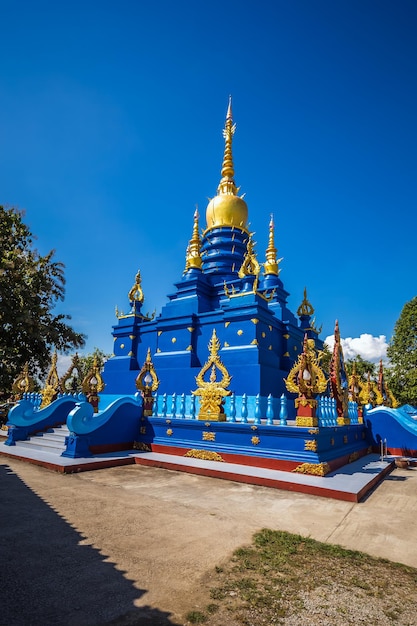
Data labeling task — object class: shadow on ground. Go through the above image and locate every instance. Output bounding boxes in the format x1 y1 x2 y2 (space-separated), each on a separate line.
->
0 464 182 626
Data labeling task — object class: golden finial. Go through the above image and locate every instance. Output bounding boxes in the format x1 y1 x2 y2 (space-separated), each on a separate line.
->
128 270 144 304
264 214 282 276
297 287 315 317
218 95 237 194
205 99 248 230
184 208 202 271
40 351 61 408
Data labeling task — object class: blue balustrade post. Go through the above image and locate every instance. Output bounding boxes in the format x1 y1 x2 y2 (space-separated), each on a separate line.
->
180 393 186 419
153 393 159 417
229 393 236 422
190 394 196 419
162 393 167 418
254 394 261 424
266 394 274 425
241 393 248 423
279 394 288 426
171 393 177 418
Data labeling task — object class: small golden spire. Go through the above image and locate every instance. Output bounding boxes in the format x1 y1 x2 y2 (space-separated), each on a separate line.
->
184 208 202 271
297 287 315 317
264 214 282 276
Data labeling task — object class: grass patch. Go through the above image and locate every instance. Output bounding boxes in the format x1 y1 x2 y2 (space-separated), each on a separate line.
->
192 528 417 625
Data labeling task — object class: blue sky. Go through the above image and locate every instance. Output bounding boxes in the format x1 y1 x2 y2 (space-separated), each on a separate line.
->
1 0 416 361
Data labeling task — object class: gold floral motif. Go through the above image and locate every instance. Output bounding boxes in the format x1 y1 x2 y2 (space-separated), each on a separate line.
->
133 441 151 452
251 318 259 324
184 449 224 462
296 416 319 427
304 440 318 452
166 429 173 436
293 463 330 476
251 425 258 430
349 451 359 463
203 431 216 441
237 329 243 336
251 436 260 445
308 429 319 435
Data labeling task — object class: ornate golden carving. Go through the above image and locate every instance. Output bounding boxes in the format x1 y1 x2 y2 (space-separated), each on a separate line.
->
193 329 232 421
11 363 35 399
81 356 105 413
293 463 330 476
251 436 260 445
187 327 194 333
60 353 82 393
237 330 243 336
285 336 327 400
166 429 173 436
359 372 383 407
136 348 160 416
185 449 224 462
251 318 259 324
304 440 318 452
202 431 216 441
128 270 144 304
349 451 360 463
296 416 318 427
224 321 230 327
40 352 61 408
171 337 176 343
297 287 315 317
329 320 349 422
238 236 260 291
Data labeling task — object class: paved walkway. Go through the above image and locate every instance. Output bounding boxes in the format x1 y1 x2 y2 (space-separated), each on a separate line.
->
1 455 416 625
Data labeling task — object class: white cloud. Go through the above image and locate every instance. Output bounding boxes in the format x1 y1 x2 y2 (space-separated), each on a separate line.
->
57 354 73 377
324 333 388 363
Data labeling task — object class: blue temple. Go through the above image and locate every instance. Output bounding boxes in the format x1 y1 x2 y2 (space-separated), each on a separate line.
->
103 99 322 400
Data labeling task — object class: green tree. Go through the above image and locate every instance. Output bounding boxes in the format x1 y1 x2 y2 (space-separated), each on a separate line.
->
78 347 110 379
387 296 417 406
345 355 376 378
0 206 85 397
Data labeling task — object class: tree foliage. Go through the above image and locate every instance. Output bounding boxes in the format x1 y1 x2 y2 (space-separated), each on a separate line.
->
0 206 85 397
386 296 417 406
345 355 376 378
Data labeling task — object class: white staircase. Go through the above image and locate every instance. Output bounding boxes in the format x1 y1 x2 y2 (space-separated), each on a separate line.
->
14 424 70 456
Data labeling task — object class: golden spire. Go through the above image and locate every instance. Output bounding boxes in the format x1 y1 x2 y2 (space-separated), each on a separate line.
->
218 96 237 195
205 98 248 230
264 214 282 276
184 209 202 271
297 287 315 317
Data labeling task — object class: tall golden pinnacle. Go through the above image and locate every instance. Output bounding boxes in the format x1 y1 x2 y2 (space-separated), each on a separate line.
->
185 208 202 271
264 214 282 276
218 96 237 195
205 98 248 230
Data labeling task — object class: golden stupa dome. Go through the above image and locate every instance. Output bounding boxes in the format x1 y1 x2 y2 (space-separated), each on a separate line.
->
206 193 248 229
205 98 248 231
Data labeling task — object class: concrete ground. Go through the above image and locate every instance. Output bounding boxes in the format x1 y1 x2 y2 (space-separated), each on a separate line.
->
1 458 416 626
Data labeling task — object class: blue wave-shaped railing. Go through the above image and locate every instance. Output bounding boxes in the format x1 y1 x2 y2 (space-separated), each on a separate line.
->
62 394 142 458
4 396 80 446
365 404 417 454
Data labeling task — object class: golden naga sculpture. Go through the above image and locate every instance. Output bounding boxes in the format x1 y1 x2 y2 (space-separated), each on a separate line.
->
136 348 160 416
329 321 350 425
348 362 365 421
378 359 399 408
40 352 61 408
238 236 261 291
285 334 327 427
60 353 82 393
192 329 232 422
359 372 383 408
81 356 105 413
11 362 35 400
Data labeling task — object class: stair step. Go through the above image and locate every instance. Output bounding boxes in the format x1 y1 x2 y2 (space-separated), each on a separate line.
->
16 440 65 454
